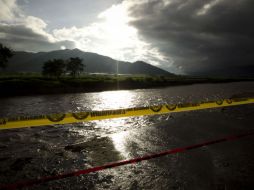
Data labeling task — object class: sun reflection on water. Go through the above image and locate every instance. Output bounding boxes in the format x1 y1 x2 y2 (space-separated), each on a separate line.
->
80 90 136 158
92 90 135 110
110 130 130 158
93 117 131 158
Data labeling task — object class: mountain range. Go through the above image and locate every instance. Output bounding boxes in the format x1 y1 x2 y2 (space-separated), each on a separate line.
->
5 49 174 76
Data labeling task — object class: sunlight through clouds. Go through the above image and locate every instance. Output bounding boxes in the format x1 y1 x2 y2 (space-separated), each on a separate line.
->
0 0 170 68
0 0 168 67
2 0 253 75
53 2 167 65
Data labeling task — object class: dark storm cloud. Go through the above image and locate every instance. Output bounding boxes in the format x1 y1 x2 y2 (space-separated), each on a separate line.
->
128 0 254 76
0 23 75 52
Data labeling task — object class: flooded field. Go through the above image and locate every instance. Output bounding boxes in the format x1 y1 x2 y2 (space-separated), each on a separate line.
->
0 82 254 190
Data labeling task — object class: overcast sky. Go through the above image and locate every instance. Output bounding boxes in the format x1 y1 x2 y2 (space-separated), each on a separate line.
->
0 0 254 75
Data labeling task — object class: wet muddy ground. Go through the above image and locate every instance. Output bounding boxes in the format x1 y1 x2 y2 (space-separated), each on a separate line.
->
0 82 254 189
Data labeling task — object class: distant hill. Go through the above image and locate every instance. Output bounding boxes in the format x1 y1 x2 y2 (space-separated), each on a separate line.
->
5 49 174 76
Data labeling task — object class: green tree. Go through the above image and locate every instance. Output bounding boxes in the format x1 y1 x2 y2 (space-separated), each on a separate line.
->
42 59 66 78
66 57 84 77
0 43 13 69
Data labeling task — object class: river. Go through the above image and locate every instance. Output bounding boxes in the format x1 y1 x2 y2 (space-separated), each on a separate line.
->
0 81 254 189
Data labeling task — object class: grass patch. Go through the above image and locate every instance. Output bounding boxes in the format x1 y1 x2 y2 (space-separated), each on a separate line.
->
0 73 253 97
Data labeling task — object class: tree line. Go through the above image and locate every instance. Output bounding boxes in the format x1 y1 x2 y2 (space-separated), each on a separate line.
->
0 43 85 78
0 43 13 69
42 57 85 78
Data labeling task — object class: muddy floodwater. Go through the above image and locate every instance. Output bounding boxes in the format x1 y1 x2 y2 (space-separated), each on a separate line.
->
0 82 254 190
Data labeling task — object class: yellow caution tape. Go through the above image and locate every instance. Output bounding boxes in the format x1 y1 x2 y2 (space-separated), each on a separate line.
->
0 97 253 130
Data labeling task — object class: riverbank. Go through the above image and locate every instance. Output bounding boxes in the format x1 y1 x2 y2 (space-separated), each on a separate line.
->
0 74 253 97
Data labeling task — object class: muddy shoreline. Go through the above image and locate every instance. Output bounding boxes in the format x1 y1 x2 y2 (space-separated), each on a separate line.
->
0 77 253 97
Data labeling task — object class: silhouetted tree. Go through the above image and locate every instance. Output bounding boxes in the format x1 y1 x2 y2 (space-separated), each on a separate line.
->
42 59 65 78
0 43 13 69
66 57 84 77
